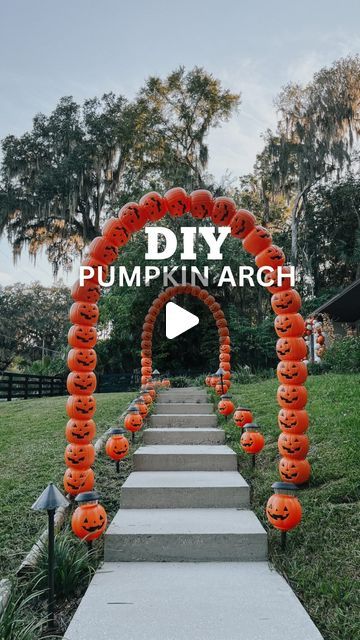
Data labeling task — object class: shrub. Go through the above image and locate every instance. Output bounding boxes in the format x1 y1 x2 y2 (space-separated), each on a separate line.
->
323 336 360 373
32 529 96 600
0 584 48 640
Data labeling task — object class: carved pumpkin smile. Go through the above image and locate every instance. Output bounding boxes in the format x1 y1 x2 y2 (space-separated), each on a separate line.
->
267 505 289 521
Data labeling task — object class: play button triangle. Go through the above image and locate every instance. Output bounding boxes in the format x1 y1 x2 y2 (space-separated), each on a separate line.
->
165 302 199 339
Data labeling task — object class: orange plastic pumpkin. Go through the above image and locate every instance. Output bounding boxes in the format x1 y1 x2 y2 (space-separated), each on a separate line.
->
234 407 253 428
88 237 118 264
63 468 95 496
66 395 96 420
278 433 309 459
118 202 146 232
133 396 148 419
190 189 213 219
274 314 305 338
67 372 97 396
71 280 101 304
215 382 225 395
65 443 95 470
230 209 256 239
240 424 265 454
317 335 325 345
264 266 292 294
164 187 190 217
276 338 307 361
65 418 96 444
68 325 97 349
255 245 285 269
242 225 272 255
210 197 236 226
72 492 107 541
69 302 99 326
279 458 311 484
277 385 307 410
271 289 302 315
124 406 143 433
105 429 129 461
277 361 308 385
220 344 231 354
145 384 156 400
67 348 97 372
139 192 167 221
266 482 302 531
140 387 153 405
102 217 131 247
218 394 235 416
81 257 108 284
278 409 309 434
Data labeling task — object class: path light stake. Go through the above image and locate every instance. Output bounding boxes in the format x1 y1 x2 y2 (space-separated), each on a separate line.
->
215 367 225 394
32 483 69 631
266 482 302 550
105 427 129 474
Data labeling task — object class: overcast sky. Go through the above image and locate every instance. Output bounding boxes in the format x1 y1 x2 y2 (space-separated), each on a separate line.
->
1 0 360 286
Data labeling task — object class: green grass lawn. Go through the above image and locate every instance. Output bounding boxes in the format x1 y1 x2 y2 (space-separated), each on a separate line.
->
220 372 360 640
0 392 133 576
1 375 359 640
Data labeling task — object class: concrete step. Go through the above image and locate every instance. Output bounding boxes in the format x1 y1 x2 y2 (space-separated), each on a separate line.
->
150 414 217 428
65 561 324 640
104 508 267 562
157 396 209 404
143 427 225 445
120 471 250 509
134 445 237 472
155 402 213 414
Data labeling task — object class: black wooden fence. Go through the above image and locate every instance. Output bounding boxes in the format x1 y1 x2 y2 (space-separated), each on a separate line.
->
0 372 66 401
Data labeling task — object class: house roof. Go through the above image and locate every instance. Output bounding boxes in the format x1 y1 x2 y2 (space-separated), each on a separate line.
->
313 278 360 323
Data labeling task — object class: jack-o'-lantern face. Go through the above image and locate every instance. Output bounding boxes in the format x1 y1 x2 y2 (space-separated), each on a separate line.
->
234 408 253 428
190 189 213 219
255 245 285 269
118 202 146 232
220 344 231 354
88 237 118 265
68 325 97 349
230 209 256 239
63 468 95 496
102 217 131 246
66 395 96 420
278 409 309 434
67 348 97 372
106 434 129 461
210 197 236 225
277 384 307 410
276 338 307 361
271 290 302 314
242 225 272 256
274 314 305 338
81 257 108 284
141 357 152 368
266 493 302 531
218 396 235 416
210 302 221 313
67 372 97 396
277 361 307 385
264 266 292 294
279 457 311 484
134 398 148 419
124 411 143 433
139 192 167 221
64 443 95 470
216 318 227 329
65 418 96 444
71 280 101 304
240 429 265 454
165 187 190 217
278 433 309 459
69 303 99 327
220 352 230 363
74 504 107 540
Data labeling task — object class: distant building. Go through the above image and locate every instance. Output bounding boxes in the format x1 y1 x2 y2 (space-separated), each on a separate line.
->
313 278 360 336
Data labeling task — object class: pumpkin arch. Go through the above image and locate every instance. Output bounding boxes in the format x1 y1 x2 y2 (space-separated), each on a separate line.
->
65 187 310 533
139 284 231 386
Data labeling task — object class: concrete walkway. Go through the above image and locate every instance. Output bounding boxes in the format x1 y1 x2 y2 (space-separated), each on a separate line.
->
65 388 323 640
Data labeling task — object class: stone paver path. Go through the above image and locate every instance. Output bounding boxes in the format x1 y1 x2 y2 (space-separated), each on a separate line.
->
65 388 323 640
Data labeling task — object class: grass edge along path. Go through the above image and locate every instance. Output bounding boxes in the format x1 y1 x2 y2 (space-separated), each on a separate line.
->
217 373 360 640
0 391 134 577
